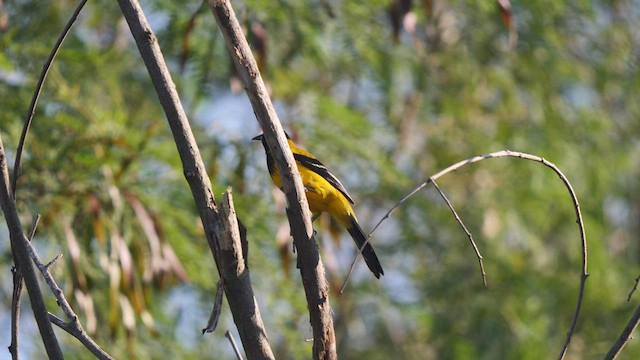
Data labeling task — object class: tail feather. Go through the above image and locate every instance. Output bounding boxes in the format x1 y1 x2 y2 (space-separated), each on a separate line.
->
346 217 384 278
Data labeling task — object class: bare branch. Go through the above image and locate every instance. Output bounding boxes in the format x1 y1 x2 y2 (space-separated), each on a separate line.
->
225 330 245 360
9 264 22 360
432 151 588 360
116 1 274 358
627 274 640 302
11 0 88 196
604 302 640 360
342 150 588 359
213 190 274 359
0 135 63 359
20 219 114 359
207 1 336 358
48 313 113 360
430 179 487 287
9 215 39 360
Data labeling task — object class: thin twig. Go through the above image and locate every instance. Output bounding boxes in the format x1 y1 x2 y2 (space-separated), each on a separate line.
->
430 179 487 287
627 274 640 302
48 313 113 360
225 330 245 360
341 150 588 360
605 302 640 359
8 215 40 360
24 228 114 359
11 0 88 197
340 176 433 292
44 254 63 270
9 264 22 360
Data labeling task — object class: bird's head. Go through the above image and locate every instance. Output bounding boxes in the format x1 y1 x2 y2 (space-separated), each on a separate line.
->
252 132 291 143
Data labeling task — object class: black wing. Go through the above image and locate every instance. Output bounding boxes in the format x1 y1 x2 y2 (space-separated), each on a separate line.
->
293 153 355 204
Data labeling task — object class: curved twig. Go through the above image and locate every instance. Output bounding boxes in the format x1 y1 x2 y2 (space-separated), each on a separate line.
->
11 0 88 197
342 150 588 359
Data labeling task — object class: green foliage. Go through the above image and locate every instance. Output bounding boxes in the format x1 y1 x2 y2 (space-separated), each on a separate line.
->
2 0 640 358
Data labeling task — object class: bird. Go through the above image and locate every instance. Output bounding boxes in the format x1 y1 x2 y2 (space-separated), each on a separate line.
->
253 132 384 278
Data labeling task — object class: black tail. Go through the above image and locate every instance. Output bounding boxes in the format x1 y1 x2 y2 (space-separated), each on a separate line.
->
346 217 384 278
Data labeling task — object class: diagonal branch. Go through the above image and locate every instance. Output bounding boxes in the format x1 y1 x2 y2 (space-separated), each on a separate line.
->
604 302 640 360
207 1 336 359
116 1 274 358
0 134 63 359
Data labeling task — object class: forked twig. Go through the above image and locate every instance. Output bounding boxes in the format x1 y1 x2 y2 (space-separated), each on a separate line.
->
342 150 588 360
430 179 487 287
23 221 114 360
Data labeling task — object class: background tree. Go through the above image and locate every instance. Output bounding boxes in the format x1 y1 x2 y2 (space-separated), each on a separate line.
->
1 0 640 358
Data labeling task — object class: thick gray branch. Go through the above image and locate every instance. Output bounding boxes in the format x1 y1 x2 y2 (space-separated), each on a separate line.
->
116 0 274 358
207 1 337 358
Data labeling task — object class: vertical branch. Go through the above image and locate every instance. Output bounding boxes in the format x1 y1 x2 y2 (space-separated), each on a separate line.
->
0 135 64 359
116 0 274 358
9 263 23 360
207 1 337 358
9 216 40 360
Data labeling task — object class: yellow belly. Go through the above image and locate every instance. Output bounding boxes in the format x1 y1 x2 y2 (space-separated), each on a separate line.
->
270 161 354 227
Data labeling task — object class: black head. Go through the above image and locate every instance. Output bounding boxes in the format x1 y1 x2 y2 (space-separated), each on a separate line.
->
251 132 291 142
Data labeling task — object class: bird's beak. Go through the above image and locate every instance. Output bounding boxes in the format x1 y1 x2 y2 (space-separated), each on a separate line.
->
252 134 264 141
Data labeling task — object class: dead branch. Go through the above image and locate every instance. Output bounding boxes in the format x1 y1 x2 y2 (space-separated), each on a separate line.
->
207 1 336 358
116 0 274 358
430 179 487 286
19 215 114 360
0 135 63 359
605 302 640 359
343 150 588 359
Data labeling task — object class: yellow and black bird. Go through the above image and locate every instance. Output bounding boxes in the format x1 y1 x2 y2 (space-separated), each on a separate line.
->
253 133 384 278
